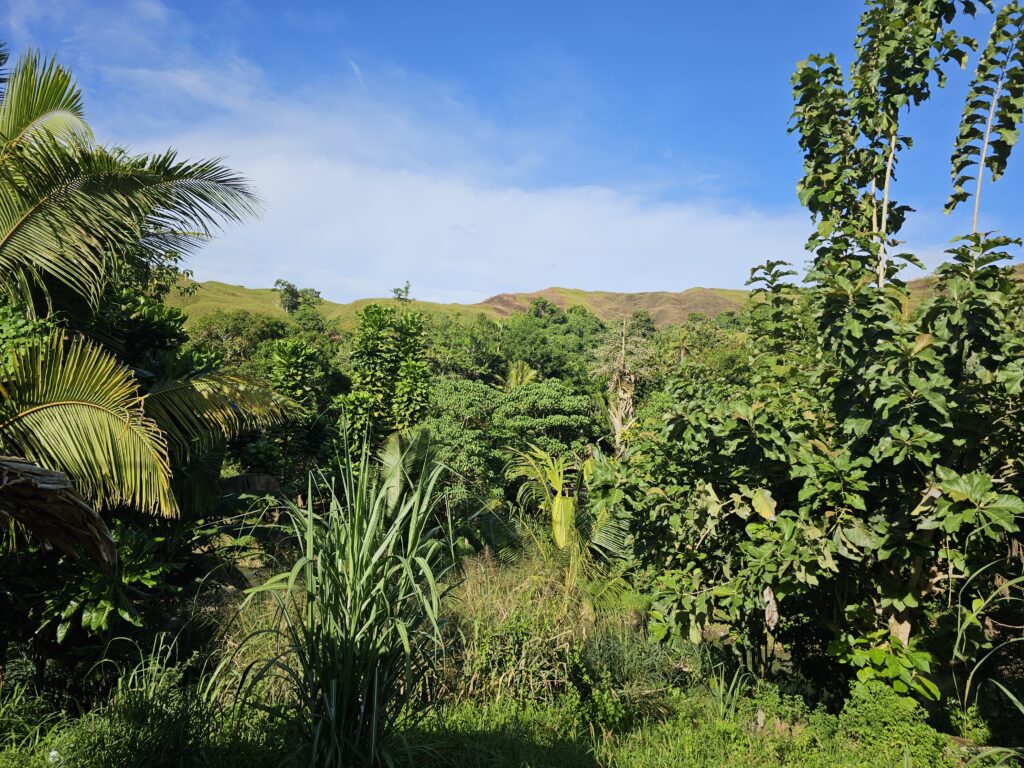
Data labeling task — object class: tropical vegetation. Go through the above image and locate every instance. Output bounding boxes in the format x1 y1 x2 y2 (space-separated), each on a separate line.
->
3 2 1024 767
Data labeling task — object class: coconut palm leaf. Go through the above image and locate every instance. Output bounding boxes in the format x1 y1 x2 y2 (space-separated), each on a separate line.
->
499 360 539 390
0 49 92 157
0 332 176 515
577 506 630 562
505 444 577 548
143 370 296 460
0 141 133 307
0 139 258 310
129 149 259 258
506 444 631 560
505 444 561 511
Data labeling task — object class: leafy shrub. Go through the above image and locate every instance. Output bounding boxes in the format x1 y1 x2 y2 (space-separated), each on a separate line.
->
946 701 991 745
632 0 1024 703
837 682 954 767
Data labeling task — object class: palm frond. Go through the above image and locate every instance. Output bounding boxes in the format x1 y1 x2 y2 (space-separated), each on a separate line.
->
0 141 131 306
0 42 9 87
0 49 92 157
0 332 176 515
505 444 580 549
578 505 631 562
499 360 539 390
377 427 434 513
0 140 258 309
504 444 563 511
131 150 260 256
143 370 296 459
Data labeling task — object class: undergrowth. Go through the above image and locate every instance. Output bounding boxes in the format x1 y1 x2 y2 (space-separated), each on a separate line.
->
1 550 1011 768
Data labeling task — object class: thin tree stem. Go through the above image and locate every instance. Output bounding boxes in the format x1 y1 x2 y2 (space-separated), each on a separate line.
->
877 131 898 289
869 178 878 234
973 67 1006 235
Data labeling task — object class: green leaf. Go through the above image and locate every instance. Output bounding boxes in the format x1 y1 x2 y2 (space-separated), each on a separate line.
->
842 521 882 551
751 488 777 521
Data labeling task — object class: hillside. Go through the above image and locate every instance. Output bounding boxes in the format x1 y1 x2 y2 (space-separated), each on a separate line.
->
167 281 501 328
167 265 1023 329
479 286 749 326
167 280 751 328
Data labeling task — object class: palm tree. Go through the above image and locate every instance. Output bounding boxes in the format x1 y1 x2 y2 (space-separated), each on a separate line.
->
506 444 577 549
0 48 257 312
0 44 290 560
498 360 539 390
504 444 630 602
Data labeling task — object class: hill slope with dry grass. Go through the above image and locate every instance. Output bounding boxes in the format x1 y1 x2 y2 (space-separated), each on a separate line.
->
167 264 1023 329
168 280 750 328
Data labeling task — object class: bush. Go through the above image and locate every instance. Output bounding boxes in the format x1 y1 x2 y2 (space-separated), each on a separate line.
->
837 682 954 768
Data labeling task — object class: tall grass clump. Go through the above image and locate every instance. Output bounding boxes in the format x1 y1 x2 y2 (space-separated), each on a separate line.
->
0 683 63 757
16 635 294 768
434 549 694 728
952 566 1024 761
236 438 456 767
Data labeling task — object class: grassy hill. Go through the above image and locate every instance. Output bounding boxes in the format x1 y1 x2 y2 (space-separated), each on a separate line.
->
167 264 1023 329
167 280 500 328
479 286 750 326
167 280 751 328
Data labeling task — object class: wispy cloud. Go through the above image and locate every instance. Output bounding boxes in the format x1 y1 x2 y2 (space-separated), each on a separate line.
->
349 60 367 90
8 0 816 303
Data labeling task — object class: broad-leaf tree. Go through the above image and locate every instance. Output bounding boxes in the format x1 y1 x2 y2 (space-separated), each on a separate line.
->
638 0 1024 701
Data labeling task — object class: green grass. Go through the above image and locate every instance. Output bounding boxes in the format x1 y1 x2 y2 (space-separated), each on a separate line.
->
7 686 964 768
3 536 1008 768
407 684 966 768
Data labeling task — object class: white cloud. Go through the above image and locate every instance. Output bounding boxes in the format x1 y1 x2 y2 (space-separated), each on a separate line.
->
166 151 812 302
8 1 814 303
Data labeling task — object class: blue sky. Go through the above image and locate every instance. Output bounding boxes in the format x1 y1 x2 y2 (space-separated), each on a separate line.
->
5 1 1021 302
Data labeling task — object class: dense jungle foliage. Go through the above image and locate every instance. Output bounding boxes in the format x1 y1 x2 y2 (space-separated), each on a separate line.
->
3 1 1024 766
